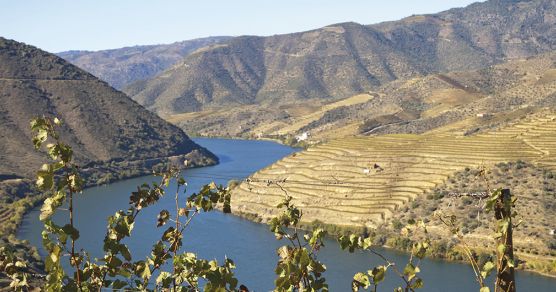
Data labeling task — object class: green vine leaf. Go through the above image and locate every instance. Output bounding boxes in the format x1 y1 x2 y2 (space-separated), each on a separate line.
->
157 210 171 227
39 191 65 221
369 265 386 284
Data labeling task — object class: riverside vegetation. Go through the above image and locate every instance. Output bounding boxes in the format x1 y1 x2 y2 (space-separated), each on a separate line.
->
0 117 523 291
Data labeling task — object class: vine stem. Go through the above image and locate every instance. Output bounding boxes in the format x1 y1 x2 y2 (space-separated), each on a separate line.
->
144 208 199 289
56 127 81 290
437 214 485 288
99 173 170 290
172 182 182 292
460 239 485 287
368 248 414 291
68 186 82 290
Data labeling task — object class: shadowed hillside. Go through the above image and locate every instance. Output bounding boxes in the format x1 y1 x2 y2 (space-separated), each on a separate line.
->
0 37 218 236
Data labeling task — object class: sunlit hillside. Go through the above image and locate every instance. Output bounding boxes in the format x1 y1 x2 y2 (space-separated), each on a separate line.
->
169 50 556 143
232 111 556 264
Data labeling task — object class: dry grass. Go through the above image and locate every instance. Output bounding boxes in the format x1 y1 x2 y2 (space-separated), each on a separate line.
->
163 109 224 124
422 88 482 118
537 69 556 85
310 123 362 141
272 93 374 135
279 103 322 117
162 51 556 144
230 111 556 274
393 161 556 260
232 111 556 228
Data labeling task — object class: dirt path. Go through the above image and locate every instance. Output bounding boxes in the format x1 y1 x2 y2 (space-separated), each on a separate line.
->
0 77 88 81
436 74 481 94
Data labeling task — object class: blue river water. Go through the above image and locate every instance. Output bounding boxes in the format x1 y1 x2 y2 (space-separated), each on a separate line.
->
18 138 556 291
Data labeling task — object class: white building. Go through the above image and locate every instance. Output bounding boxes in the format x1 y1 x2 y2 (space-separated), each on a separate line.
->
296 132 309 142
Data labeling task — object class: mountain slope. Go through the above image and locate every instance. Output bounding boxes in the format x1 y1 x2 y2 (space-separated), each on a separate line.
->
0 37 222 283
127 0 556 116
58 36 231 89
0 37 218 239
125 23 425 114
165 49 556 142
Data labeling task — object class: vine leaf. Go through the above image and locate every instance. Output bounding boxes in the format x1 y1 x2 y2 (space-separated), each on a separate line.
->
157 210 170 227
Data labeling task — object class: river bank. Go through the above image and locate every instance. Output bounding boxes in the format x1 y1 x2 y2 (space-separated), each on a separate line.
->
0 145 220 288
231 206 556 279
194 134 556 279
188 132 314 149
15 138 556 290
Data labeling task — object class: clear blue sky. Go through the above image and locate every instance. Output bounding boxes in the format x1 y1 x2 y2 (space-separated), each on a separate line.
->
0 0 482 53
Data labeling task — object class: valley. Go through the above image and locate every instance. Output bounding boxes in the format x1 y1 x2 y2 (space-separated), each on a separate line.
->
3 0 556 289
123 0 556 117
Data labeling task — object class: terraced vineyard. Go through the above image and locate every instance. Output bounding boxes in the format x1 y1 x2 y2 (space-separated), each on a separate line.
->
232 112 556 228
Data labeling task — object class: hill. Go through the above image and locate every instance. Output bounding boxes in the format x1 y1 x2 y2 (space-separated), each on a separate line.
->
168 49 556 142
126 0 556 116
231 110 556 275
0 37 218 237
58 36 231 89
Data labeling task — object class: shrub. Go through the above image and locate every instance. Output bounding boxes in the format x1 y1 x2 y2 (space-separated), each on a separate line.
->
392 219 403 230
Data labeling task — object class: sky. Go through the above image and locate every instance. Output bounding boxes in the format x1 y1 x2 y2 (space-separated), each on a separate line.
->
0 0 483 53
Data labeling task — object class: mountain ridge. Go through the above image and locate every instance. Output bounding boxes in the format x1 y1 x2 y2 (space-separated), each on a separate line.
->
167 48 556 142
125 0 556 115
0 36 217 195
57 36 232 89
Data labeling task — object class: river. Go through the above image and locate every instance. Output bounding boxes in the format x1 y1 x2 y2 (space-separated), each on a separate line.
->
18 138 556 291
